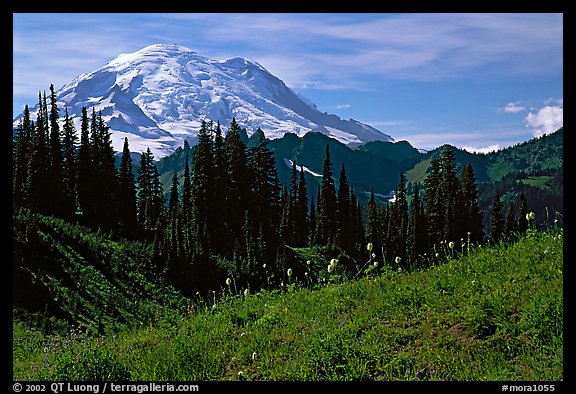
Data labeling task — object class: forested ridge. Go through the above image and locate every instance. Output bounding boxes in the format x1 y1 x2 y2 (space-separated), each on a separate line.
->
13 85 562 329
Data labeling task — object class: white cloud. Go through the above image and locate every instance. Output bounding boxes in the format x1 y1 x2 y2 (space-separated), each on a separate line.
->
525 105 563 137
336 104 351 110
462 144 501 154
502 102 525 113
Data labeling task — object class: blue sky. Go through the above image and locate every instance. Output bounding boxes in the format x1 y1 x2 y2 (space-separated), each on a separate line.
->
13 13 563 152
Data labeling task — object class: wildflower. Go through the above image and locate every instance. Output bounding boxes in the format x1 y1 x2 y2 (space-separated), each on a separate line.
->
467 231 471 235
367 243 373 252
263 263 267 269
449 242 455 249
330 258 338 267
305 272 309 276
395 256 401 265
554 219 559 225
252 352 257 360
435 253 439 258
280 282 284 287
306 260 311 265
372 253 376 258
226 278 232 286
240 332 246 337
244 289 249 297
527 212 535 221
373 261 379 268
287 268 293 277
327 264 333 273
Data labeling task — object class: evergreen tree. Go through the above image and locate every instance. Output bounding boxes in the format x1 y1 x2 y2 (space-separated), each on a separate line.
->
438 148 459 243
77 107 93 219
137 148 164 233
314 145 337 245
46 84 67 217
116 137 138 237
13 106 33 208
168 171 180 215
365 189 381 260
247 132 281 258
223 118 250 258
191 120 215 257
212 121 226 234
504 204 517 240
61 108 78 217
407 183 428 267
296 166 310 246
489 189 505 244
517 192 529 233
180 154 193 254
459 162 483 244
424 157 442 247
279 186 294 246
309 196 316 244
92 111 119 230
336 163 352 253
27 93 50 214
390 172 409 265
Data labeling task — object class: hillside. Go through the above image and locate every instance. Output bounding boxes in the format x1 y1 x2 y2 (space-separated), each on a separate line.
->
14 229 563 381
13 210 187 334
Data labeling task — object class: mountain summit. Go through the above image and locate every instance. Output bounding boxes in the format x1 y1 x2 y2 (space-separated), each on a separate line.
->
16 44 393 157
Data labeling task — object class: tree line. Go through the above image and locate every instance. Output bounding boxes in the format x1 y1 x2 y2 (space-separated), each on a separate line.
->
13 85 535 297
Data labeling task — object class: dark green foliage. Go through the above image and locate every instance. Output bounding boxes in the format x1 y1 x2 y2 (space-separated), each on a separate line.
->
61 108 78 218
13 209 186 334
116 138 138 238
315 145 337 245
490 189 505 244
459 162 484 244
137 148 164 233
336 164 353 254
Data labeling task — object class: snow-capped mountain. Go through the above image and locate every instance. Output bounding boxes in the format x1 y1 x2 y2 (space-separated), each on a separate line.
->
14 43 393 158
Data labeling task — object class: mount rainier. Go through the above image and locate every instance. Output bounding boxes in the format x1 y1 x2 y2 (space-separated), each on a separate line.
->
15 43 393 158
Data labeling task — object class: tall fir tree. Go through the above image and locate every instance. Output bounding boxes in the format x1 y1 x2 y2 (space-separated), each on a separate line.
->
504 204 517 240
27 93 50 214
77 107 93 220
459 162 484 244
489 189 505 244
137 148 164 233
247 132 281 259
296 166 309 247
191 120 216 257
223 118 250 258
61 108 78 217
424 157 442 247
47 84 67 217
13 105 33 208
517 192 529 233
438 148 460 243
314 144 337 245
336 163 352 254
365 189 382 260
407 183 428 267
116 137 138 238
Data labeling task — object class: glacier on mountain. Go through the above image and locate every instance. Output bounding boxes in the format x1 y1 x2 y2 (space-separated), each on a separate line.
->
14 43 393 158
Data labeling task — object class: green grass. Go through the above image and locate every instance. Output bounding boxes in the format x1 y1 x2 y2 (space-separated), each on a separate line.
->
13 230 563 381
520 176 553 189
